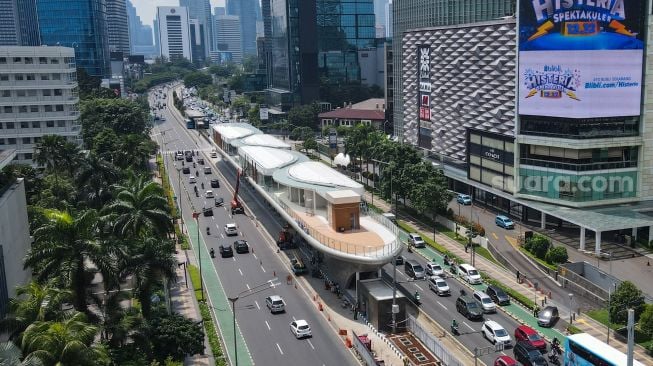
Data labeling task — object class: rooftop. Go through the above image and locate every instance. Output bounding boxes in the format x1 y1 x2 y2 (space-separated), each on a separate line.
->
237 146 308 175
276 161 365 195
233 134 291 149
351 98 386 110
318 108 385 121
212 123 262 143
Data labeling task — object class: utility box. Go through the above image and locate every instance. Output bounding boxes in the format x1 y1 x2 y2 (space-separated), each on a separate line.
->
358 278 407 332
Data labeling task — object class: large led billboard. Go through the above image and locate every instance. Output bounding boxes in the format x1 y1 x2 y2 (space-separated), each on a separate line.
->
518 0 646 119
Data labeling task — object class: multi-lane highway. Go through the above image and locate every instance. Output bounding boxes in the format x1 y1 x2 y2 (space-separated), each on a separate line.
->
149 86 357 366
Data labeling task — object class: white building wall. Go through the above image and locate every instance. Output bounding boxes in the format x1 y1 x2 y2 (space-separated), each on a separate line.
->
640 14 653 199
156 6 192 61
215 15 242 64
0 178 32 306
0 46 82 165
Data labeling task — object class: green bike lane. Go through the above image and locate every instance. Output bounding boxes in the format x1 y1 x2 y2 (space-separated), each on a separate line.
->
397 230 566 342
186 218 254 366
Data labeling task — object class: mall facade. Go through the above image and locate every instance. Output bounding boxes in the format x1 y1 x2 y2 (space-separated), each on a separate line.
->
401 1 653 253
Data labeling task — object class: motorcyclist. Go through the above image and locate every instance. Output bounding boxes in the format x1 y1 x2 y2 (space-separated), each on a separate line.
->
444 254 450 265
201 182 204 189
451 319 458 333
193 162 196 168
196 170 199 176
210 248 215 258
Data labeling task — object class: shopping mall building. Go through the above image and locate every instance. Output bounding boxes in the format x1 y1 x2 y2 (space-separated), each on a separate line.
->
400 0 653 254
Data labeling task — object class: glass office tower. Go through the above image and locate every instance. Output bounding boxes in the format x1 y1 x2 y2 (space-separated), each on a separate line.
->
37 0 110 77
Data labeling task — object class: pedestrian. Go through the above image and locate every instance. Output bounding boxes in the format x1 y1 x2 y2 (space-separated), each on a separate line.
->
465 243 469 253
516 270 521 282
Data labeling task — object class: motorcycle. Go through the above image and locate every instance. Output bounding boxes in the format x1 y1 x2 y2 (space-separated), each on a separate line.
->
210 248 215 258
206 227 211 235
443 255 451 266
195 191 199 197
450 322 459 336
414 291 421 305
193 162 196 168
548 340 562 365
201 182 204 189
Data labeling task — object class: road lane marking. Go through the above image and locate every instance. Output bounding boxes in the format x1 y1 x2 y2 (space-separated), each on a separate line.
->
436 301 447 310
414 284 424 291
252 253 257 259
292 316 297 321
254 300 260 310
232 257 236 262
265 320 270 330
246 283 250 290
505 235 518 247
307 339 315 350
276 343 283 355
238 268 243 276
261 266 266 272
463 321 475 331
492 232 499 240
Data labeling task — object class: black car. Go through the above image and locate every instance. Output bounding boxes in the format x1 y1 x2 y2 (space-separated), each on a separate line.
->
395 255 404 265
185 155 193 162
485 285 510 306
219 245 233 258
182 167 190 174
197 158 204 165
513 342 548 366
456 295 483 320
234 240 249 253
210 179 220 188
203 207 213 217
214 197 224 207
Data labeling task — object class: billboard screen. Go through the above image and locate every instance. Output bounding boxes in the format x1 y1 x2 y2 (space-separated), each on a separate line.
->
518 0 646 119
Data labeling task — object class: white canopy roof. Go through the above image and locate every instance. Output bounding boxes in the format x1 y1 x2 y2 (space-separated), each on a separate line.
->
240 134 291 149
238 146 302 175
212 123 261 143
287 161 364 195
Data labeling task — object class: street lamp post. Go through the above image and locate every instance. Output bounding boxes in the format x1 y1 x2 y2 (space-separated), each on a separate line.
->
193 212 203 301
228 279 278 366
568 293 574 324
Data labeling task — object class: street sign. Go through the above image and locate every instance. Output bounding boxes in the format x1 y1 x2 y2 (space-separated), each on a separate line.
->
328 128 337 149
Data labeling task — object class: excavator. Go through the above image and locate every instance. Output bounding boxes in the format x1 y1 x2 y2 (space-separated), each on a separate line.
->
231 169 244 215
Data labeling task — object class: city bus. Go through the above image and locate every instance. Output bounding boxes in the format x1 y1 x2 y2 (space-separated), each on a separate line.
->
185 119 195 129
565 333 645 366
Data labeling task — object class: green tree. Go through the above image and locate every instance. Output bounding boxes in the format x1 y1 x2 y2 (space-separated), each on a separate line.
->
1 281 72 341
148 313 204 362
525 235 550 259
209 63 239 78
410 163 451 220
114 134 157 171
610 281 646 324
76 68 101 100
242 55 257 73
248 104 261 126
288 104 319 129
0 341 43 366
302 136 318 155
91 128 120 162
545 246 569 264
227 73 244 93
231 96 251 116
639 304 653 337
35 175 77 211
183 71 212 89
25 209 102 312
33 135 67 174
290 127 314 141
80 99 149 147
2 164 41 204
123 237 176 319
76 153 121 209
100 291 145 348
104 174 171 239
21 312 109 366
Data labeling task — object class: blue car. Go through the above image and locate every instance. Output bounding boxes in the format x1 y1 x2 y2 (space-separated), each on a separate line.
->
457 194 472 205
495 215 514 229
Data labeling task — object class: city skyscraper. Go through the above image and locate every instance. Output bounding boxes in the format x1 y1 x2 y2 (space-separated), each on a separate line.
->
226 0 259 56
107 0 131 55
36 0 110 77
180 0 213 56
215 14 242 63
126 0 154 55
189 19 206 65
0 0 40 46
156 6 192 62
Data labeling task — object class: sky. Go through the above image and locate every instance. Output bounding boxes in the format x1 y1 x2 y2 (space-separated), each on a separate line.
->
131 0 225 27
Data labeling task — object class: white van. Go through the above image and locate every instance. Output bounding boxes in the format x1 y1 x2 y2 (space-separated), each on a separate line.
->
458 263 482 285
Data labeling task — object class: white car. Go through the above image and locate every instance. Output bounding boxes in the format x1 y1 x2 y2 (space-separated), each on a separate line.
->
290 320 312 339
428 276 450 296
189 176 196 184
210 151 218 158
224 223 238 236
408 233 426 248
205 190 214 198
425 262 444 277
473 290 497 313
482 320 512 347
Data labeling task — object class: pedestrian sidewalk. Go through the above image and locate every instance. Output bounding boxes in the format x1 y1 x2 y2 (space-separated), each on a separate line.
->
364 189 653 363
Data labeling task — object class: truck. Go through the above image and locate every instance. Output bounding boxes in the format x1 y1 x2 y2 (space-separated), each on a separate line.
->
276 224 297 250
231 169 244 215
291 257 307 275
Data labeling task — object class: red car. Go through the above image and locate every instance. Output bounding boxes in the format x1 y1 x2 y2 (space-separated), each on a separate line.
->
494 355 517 366
514 325 547 352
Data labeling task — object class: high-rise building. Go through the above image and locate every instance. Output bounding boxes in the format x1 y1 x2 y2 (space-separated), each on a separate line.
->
126 0 154 56
180 0 212 56
107 0 130 55
373 0 387 37
0 0 40 46
400 0 653 253
0 46 82 165
226 0 259 56
0 151 32 318
189 19 206 66
215 15 242 64
37 0 110 77
384 1 391 38
391 0 515 139
156 6 192 62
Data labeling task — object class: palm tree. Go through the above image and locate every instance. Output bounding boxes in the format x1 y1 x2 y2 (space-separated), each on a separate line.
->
24 209 102 313
122 237 176 319
21 312 109 366
99 291 144 348
1 281 72 341
76 154 120 209
33 135 67 174
59 141 83 178
104 173 171 239
0 341 43 366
